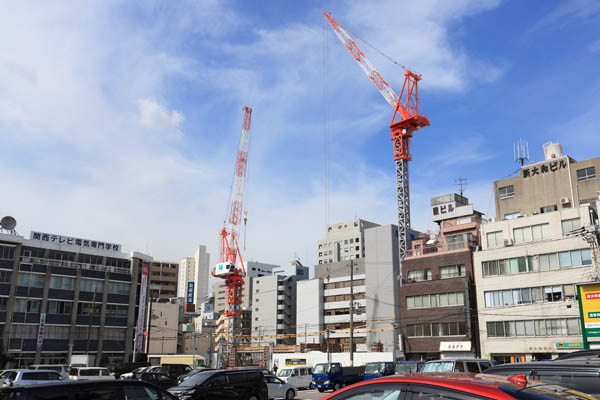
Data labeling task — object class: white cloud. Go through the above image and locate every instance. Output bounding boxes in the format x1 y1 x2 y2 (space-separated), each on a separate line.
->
137 98 184 137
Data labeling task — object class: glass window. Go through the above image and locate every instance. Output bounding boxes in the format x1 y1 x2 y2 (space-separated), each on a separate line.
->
406 297 415 309
50 276 75 290
532 224 543 241
549 253 560 269
571 250 582 267
17 272 45 288
562 218 582 235
582 249 592 265
560 251 572 268
513 228 524 244
498 185 515 199
487 231 503 248
80 279 104 293
567 318 581 335
539 254 549 271
577 166 596 182
487 322 496 337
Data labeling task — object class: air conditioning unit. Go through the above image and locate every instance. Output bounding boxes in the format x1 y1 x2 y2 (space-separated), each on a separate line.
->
560 197 570 205
504 238 514 247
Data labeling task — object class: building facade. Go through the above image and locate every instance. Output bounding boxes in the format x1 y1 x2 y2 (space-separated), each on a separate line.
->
0 229 151 366
317 218 380 265
147 301 179 354
475 204 597 362
178 245 211 310
149 261 178 300
494 142 599 220
400 194 483 360
272 259 309 281
251 275 297 346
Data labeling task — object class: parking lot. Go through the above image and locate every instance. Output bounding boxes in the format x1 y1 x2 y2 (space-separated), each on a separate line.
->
295 389 333 400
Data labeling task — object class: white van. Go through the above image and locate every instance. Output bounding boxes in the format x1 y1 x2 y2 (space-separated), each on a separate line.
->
30 364 70 378
276 366 313 390
68 367 114 381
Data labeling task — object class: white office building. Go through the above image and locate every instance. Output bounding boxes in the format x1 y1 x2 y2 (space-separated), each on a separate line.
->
178 245 210 308
317 218 380 265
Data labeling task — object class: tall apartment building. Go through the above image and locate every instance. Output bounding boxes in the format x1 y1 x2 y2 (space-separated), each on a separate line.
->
149 261 178 300
0 227 152 366
475 204 596 362
317 218 380 264
251 275 297 346
213 261 277 313
178 245 210 310
400 194 483 360
215 310 251 353
494 142 599 220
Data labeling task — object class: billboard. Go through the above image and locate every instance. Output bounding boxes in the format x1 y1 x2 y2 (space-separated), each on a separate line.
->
135 263 149 352
186 282 195 305
577 283 600 348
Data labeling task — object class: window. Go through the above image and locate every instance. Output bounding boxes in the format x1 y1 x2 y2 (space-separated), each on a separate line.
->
488 318 579 337
407 269 431 282
540 205 557 213
49 276 75 290
439 265 465 279
47 300 73 314
498 185 515 199
106 304 128 317
0 270 11 283
577 166 596 182
77 302 101 315
107 281 129 295
486 231 503 248
561 218 582 236
17 272 45 288
446 234 465 250
79 279 104 293
505 212 521 220
13 298 41 313
0 245 15 260
514 223 550 243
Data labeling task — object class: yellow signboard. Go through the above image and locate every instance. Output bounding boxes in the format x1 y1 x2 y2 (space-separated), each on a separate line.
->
578 284 600 345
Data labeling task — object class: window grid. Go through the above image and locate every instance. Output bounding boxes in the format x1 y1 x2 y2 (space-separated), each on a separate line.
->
484 283 578 307
406 291 465 309
482 248 592 277
487 317 581 337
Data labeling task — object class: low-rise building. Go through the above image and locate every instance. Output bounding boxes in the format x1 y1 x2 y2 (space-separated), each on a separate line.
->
475 204 597 362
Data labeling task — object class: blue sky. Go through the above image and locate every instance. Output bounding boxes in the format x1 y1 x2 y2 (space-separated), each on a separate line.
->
0 0 599 269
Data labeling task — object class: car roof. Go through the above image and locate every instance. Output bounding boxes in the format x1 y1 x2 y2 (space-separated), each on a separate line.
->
323 373 518 399
0 380 151 391
488 360 600 369
5 369 60 373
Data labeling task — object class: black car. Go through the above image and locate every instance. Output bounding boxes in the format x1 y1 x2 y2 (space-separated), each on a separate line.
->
555 349 600 360
177 368 216 384
134 372 179 390
168 368 268 400
0 379 175 400
160 364 193 379
485 359 600 395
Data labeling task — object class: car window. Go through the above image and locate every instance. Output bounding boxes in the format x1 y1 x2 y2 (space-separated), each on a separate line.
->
101 369 110 376
453 362 465 373
265 376 276 384
535 370 600 395
22 372 45 380
226 372 246 384
408 389 465 399
478 362 492 371
300 368 307 375
6 371 18 381
74 388 120 400
331 364 340 374
206 374 227 386
79 369 100 376
123 385 163 400
465 362 479 373
334 387 404 400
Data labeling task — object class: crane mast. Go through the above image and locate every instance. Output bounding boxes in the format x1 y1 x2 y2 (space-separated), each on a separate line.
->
212 106 252 363
323 12 430 260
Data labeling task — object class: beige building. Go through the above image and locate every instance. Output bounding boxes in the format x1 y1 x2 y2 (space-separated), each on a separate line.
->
149 261 178 300
494 142 599 220
317 218 380 265
475 204 597 363
178 245 211 309
147 302 180 354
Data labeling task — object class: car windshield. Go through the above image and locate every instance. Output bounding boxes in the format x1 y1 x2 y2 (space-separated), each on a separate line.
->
365 363 386 374
395 363 417 374
177 372 213 388
313 364 329 374
422 362 454 372
277 369 293 377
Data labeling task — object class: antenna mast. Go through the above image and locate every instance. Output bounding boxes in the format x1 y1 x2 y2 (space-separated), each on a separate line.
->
514 138 530 167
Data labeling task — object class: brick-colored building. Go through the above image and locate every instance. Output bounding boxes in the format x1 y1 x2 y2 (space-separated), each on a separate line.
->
149 261 178 300
400 194 482 360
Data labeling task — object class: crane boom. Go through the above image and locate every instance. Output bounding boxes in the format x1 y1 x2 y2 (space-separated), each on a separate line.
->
323 12 430 261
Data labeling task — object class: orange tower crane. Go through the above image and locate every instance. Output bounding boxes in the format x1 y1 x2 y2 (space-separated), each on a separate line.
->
211 106 252 355
323 12 430 260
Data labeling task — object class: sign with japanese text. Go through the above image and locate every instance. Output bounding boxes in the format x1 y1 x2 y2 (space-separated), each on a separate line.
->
37 313 46 350
578 284 600 345
521 158 568 178
556 342 584 350
30 231 121 252
186 282 195 305
135 263 149 352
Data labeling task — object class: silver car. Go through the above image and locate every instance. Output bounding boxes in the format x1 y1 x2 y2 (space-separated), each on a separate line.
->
265 374 296 400
1 369 65 387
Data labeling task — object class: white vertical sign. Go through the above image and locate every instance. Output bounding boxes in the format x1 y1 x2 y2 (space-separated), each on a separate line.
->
37 313 46 350
135 263 149 353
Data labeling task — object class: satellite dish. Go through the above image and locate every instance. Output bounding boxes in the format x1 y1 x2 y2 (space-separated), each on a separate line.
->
0 216 16 231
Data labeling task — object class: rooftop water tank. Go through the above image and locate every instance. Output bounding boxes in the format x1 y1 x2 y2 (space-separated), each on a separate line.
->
543 142 563 160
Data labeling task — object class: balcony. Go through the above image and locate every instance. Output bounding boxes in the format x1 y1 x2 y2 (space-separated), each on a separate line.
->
21 256 130 274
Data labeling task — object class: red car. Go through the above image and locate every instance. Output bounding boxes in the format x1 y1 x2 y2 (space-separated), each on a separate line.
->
321 373 598 400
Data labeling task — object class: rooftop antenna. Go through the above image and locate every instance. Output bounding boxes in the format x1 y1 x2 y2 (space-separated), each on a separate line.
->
455 177 467 197
514 138 530 166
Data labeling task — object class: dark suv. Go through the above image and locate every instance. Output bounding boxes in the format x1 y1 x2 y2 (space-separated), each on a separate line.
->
485 359 600 395
0 379 175 399
168 369 268 400
160 364 192 379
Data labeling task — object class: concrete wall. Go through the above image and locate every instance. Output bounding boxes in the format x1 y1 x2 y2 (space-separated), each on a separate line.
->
251 275 279 344
147 302 179 354
296 278 324 344
364 224 401 353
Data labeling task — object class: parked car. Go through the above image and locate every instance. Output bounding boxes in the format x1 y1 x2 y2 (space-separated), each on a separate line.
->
421 358 495 373
119 366 149 380
134 372 178 390
159 364 192 379
363 362 395 380
0 379 176 400
395 360 424 374
265 375 296 400
112 362 150 379
319 373 598 400
555 349 600 360
29 364 70 378
68 367 114 381
485 359 600 395
177 368 215 384
276 366 313 389
1 369 65 387
168 368 268 400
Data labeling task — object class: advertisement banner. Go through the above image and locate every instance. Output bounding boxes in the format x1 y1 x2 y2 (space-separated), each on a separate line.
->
136 263 149 352
186 282 195 305
37 313 46 350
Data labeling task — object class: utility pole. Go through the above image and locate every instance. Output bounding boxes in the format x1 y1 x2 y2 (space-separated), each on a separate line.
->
208 333 215 368
145 293 154 354
85 288 98 357
326 329 331 363
193 332 197 370
349 259 354 367
392 320 399 362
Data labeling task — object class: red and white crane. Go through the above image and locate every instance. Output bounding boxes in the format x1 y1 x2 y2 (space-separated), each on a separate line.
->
323 12 430 260
212 106 252 352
